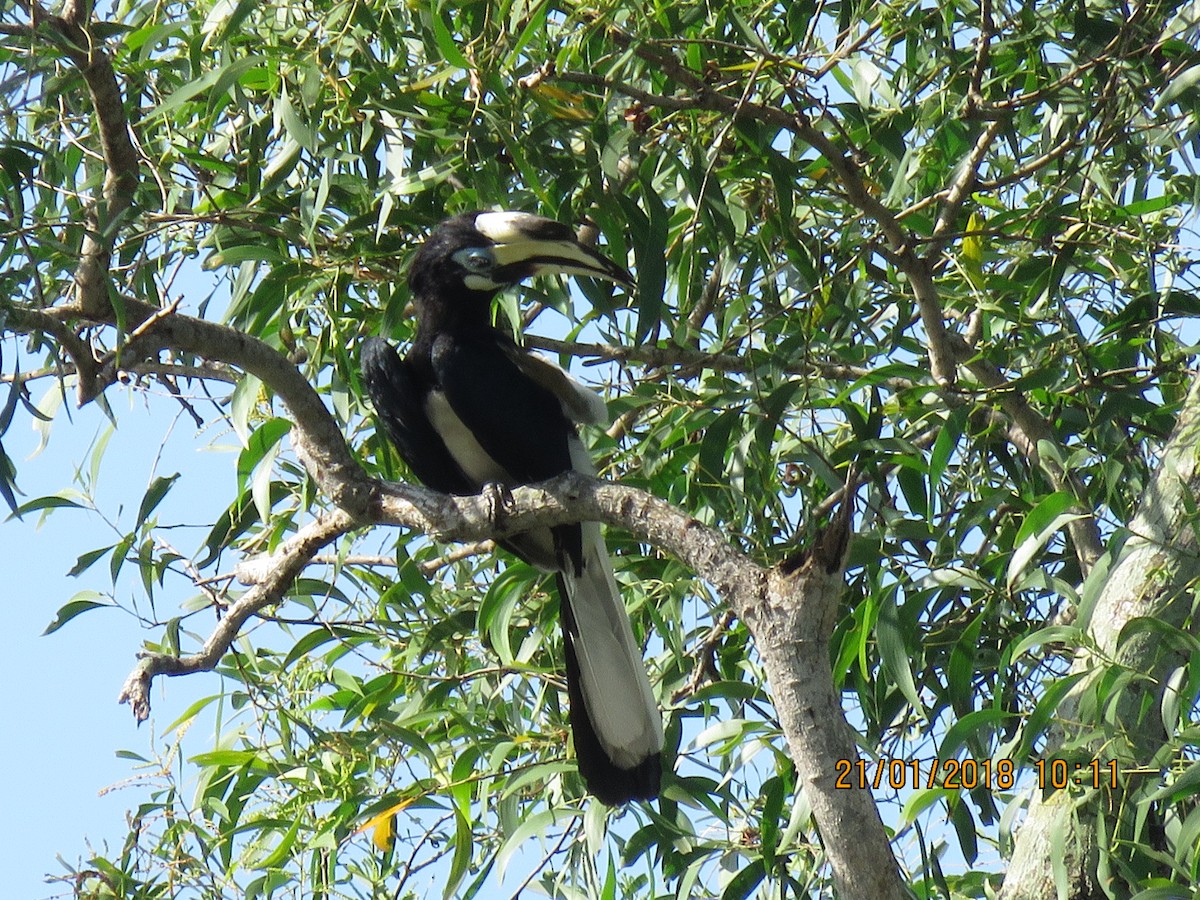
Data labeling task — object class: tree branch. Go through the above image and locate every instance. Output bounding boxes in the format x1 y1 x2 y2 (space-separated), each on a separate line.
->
557 51 960 385
118 508 358 721
24 2 140 317
927 119 1005 259
524 334 916 391
41 295 372 514
955 343 1105 572
5 305 99 388
372 474 760 602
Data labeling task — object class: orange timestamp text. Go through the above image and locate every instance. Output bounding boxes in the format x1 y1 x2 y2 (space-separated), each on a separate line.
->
835 757 1017 791
833 757 1121 792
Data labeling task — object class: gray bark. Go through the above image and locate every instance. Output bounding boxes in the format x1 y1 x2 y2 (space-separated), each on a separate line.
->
999 370 1200 899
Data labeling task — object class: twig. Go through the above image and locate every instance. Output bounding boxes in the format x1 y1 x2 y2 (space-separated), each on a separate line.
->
672 609 736 702
507 822 577 900
966 0 994 112
927 119 1005 259
524 334 916 392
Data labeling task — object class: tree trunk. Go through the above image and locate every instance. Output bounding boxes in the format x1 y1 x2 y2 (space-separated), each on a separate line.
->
999 371 1200 898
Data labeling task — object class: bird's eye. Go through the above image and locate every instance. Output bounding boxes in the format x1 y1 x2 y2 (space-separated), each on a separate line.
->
452 247 494 272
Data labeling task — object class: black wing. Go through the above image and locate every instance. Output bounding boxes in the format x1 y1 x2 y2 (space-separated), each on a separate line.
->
429 332 577 485
360 337 475 495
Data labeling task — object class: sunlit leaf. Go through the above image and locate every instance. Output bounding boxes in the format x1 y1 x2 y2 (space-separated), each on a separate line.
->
42 592 114 635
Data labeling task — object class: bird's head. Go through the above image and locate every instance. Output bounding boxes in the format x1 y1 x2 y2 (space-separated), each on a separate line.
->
408 211 634 303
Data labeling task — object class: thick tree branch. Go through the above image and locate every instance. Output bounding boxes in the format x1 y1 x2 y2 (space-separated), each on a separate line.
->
372 474 760 603
751 507 905 900
23 2 140 317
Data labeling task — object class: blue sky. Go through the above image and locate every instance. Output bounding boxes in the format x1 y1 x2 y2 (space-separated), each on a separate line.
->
2 381 232 899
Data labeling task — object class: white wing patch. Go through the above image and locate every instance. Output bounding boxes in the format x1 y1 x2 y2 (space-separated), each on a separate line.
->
509 348 609 425
424 390 511 486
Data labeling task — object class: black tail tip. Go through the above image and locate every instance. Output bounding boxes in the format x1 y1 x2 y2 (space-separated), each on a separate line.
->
580 752 662 806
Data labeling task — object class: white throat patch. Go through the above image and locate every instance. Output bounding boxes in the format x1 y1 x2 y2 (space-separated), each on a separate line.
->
463 273 502 292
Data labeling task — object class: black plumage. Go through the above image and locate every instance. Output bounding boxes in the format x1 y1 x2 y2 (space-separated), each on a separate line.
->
361 211 663 804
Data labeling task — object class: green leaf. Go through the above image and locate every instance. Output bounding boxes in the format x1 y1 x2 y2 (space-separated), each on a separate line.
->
203 243 286 269
276 82 314 150
758 775 785 866
939 709 1012 760
478 569 529 666
110 533 134 585
235 418 290 522
898 787 956 830
495 810 582 880
600 853 617 900
1017 673 1087 762
1144 760 1200 804
1155 63 1200 110
928 407 964 490
443 804 473 898
43 593 114 635
1010 625 1084 660
721 858 765 900
229 375 264 446
876 592 926 719
12 495 84 517
162 693 223 734
1007 491 1087 590
253 816 301 870
0 442 18 517
67 545 115 577
427 11 472 70
145 56 261 121
203 0 260 45
136 473 180 526
622 184 668 341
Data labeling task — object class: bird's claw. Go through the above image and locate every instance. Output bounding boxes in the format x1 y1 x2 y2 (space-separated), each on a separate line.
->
483 482 515 527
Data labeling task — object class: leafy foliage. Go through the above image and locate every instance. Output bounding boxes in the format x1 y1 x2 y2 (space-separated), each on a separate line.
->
4 0 1200 896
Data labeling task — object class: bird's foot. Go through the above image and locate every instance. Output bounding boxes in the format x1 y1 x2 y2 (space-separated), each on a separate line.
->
482 482 516 528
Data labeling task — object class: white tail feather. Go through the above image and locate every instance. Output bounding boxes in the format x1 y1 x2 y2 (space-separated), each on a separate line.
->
560 521 663 768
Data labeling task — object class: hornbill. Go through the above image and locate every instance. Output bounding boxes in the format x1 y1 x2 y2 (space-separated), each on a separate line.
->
360 211 663 804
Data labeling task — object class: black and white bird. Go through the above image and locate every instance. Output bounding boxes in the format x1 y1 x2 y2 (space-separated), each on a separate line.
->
360 211 663 804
